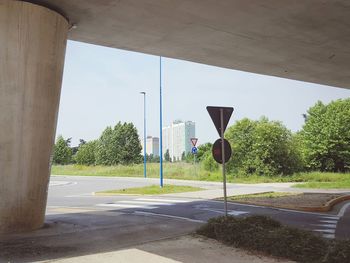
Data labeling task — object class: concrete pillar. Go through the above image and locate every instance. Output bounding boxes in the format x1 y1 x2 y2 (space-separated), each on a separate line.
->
0 0 68 233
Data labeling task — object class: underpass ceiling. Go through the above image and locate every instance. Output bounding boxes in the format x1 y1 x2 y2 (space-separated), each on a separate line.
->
25 0 350 89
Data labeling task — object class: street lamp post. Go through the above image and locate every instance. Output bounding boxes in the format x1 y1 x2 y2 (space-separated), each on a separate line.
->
140 91 147 178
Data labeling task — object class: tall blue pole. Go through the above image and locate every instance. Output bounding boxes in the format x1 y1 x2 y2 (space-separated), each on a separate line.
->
141 92 147 178
159 57 163 187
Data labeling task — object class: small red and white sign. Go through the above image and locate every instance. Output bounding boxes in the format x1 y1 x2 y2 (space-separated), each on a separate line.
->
190 138 198 147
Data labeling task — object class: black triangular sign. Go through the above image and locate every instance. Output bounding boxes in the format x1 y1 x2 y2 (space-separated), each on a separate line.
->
207 106 234 137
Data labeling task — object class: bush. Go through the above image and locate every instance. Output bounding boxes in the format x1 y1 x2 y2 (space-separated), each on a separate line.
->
197 215 350 263
225 117 303 177
325 239 350 263
202 152 219 172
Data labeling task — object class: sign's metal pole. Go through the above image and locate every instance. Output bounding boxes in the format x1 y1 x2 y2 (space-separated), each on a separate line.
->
194 153 197 178
220 109 228 216
159 57 163 188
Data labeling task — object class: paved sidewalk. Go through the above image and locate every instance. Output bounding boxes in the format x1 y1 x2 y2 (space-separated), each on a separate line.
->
161 181 350 199
37 235 294 263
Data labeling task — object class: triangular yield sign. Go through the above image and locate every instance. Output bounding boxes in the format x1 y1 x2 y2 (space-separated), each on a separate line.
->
206 106 234 137
191 138 198 147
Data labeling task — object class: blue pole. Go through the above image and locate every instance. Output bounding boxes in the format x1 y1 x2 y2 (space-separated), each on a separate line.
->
159 57 163 188
143 92 147 178
140 92 147 178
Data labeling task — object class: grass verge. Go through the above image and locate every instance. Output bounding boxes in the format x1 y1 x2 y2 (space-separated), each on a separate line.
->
96 184 203 195
197 215 350 263
226 192 298 201
52 164 350 189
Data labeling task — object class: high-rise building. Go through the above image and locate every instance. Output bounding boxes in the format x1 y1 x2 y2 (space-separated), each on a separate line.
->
162 120 195 161
141 136 159 157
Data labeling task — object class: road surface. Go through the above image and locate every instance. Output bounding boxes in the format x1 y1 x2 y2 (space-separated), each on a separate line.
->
47 176 350 240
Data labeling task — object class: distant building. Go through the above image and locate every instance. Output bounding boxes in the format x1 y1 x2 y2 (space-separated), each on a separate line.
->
141 136 159 157
162 120 195 161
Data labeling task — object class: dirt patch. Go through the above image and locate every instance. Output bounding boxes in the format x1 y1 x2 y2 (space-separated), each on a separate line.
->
229 193 346 210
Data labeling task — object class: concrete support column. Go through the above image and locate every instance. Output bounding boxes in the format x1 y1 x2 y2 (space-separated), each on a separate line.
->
0 0 68 233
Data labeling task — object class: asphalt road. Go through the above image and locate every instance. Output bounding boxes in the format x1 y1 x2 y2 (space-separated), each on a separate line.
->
2 175 350 262
47 176 350 240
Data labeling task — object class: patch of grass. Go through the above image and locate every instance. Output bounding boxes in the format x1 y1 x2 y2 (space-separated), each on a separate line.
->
96 184 203 195
294 180 350 189
226 192 298 201
52 163 222 182
197 215 350 263
52 164 350 189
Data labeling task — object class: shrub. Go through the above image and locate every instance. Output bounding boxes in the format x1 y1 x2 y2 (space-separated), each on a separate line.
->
325 239 350 263
197 215 350 263
225 117 303 176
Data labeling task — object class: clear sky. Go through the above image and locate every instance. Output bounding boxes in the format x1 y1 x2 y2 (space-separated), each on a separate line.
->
57 40 350 146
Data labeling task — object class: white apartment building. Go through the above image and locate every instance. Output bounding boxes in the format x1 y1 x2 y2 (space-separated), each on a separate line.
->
141 136 159 157
162 120 195 161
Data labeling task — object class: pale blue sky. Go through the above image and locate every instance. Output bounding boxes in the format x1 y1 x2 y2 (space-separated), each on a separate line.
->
57 40 350 146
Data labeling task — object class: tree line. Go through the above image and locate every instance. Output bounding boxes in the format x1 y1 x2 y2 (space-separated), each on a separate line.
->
53 98 350 176
53 122 142 166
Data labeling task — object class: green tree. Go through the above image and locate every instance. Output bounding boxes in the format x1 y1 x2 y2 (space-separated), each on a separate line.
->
164 149 170 162
116 122 142 165
53 135 73 165
226 117 303 176
71 138 86 156
74 140 97 165
147 154 160 163
95 122 142 165
196 143 212 161
181 151 186 161
95 126 115 165
202 151 219 171
300 99 350 172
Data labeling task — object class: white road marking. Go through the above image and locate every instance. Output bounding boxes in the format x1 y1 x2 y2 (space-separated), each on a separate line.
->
319 220 338 224
65 193 93 197
321 216 339 220
136 198 192 203
312 215 339 239
134 211 205 223
314 229 335 234
96 204 157 209
312 224 337 229
49 181 77 187
207 199 343 217
118 200 173 206
228 211 250 216
197 207 249 216
338 202 350 217
96 198 192 210
322 234 335 239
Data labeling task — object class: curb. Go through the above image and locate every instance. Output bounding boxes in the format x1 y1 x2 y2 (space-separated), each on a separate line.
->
228 194 350 213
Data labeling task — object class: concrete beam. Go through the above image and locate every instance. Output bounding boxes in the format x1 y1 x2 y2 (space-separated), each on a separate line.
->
22 0 350 89
0 0 68 233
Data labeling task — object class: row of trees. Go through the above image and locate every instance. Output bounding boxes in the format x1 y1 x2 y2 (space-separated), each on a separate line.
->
53 122 142 165
53 99 350 176
222 99 349 176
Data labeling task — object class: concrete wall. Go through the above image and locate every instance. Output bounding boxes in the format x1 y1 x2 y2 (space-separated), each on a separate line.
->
0 0 68 233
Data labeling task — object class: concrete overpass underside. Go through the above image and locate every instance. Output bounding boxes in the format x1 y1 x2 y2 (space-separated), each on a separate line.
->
29 0 350 88
0 0 349 233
